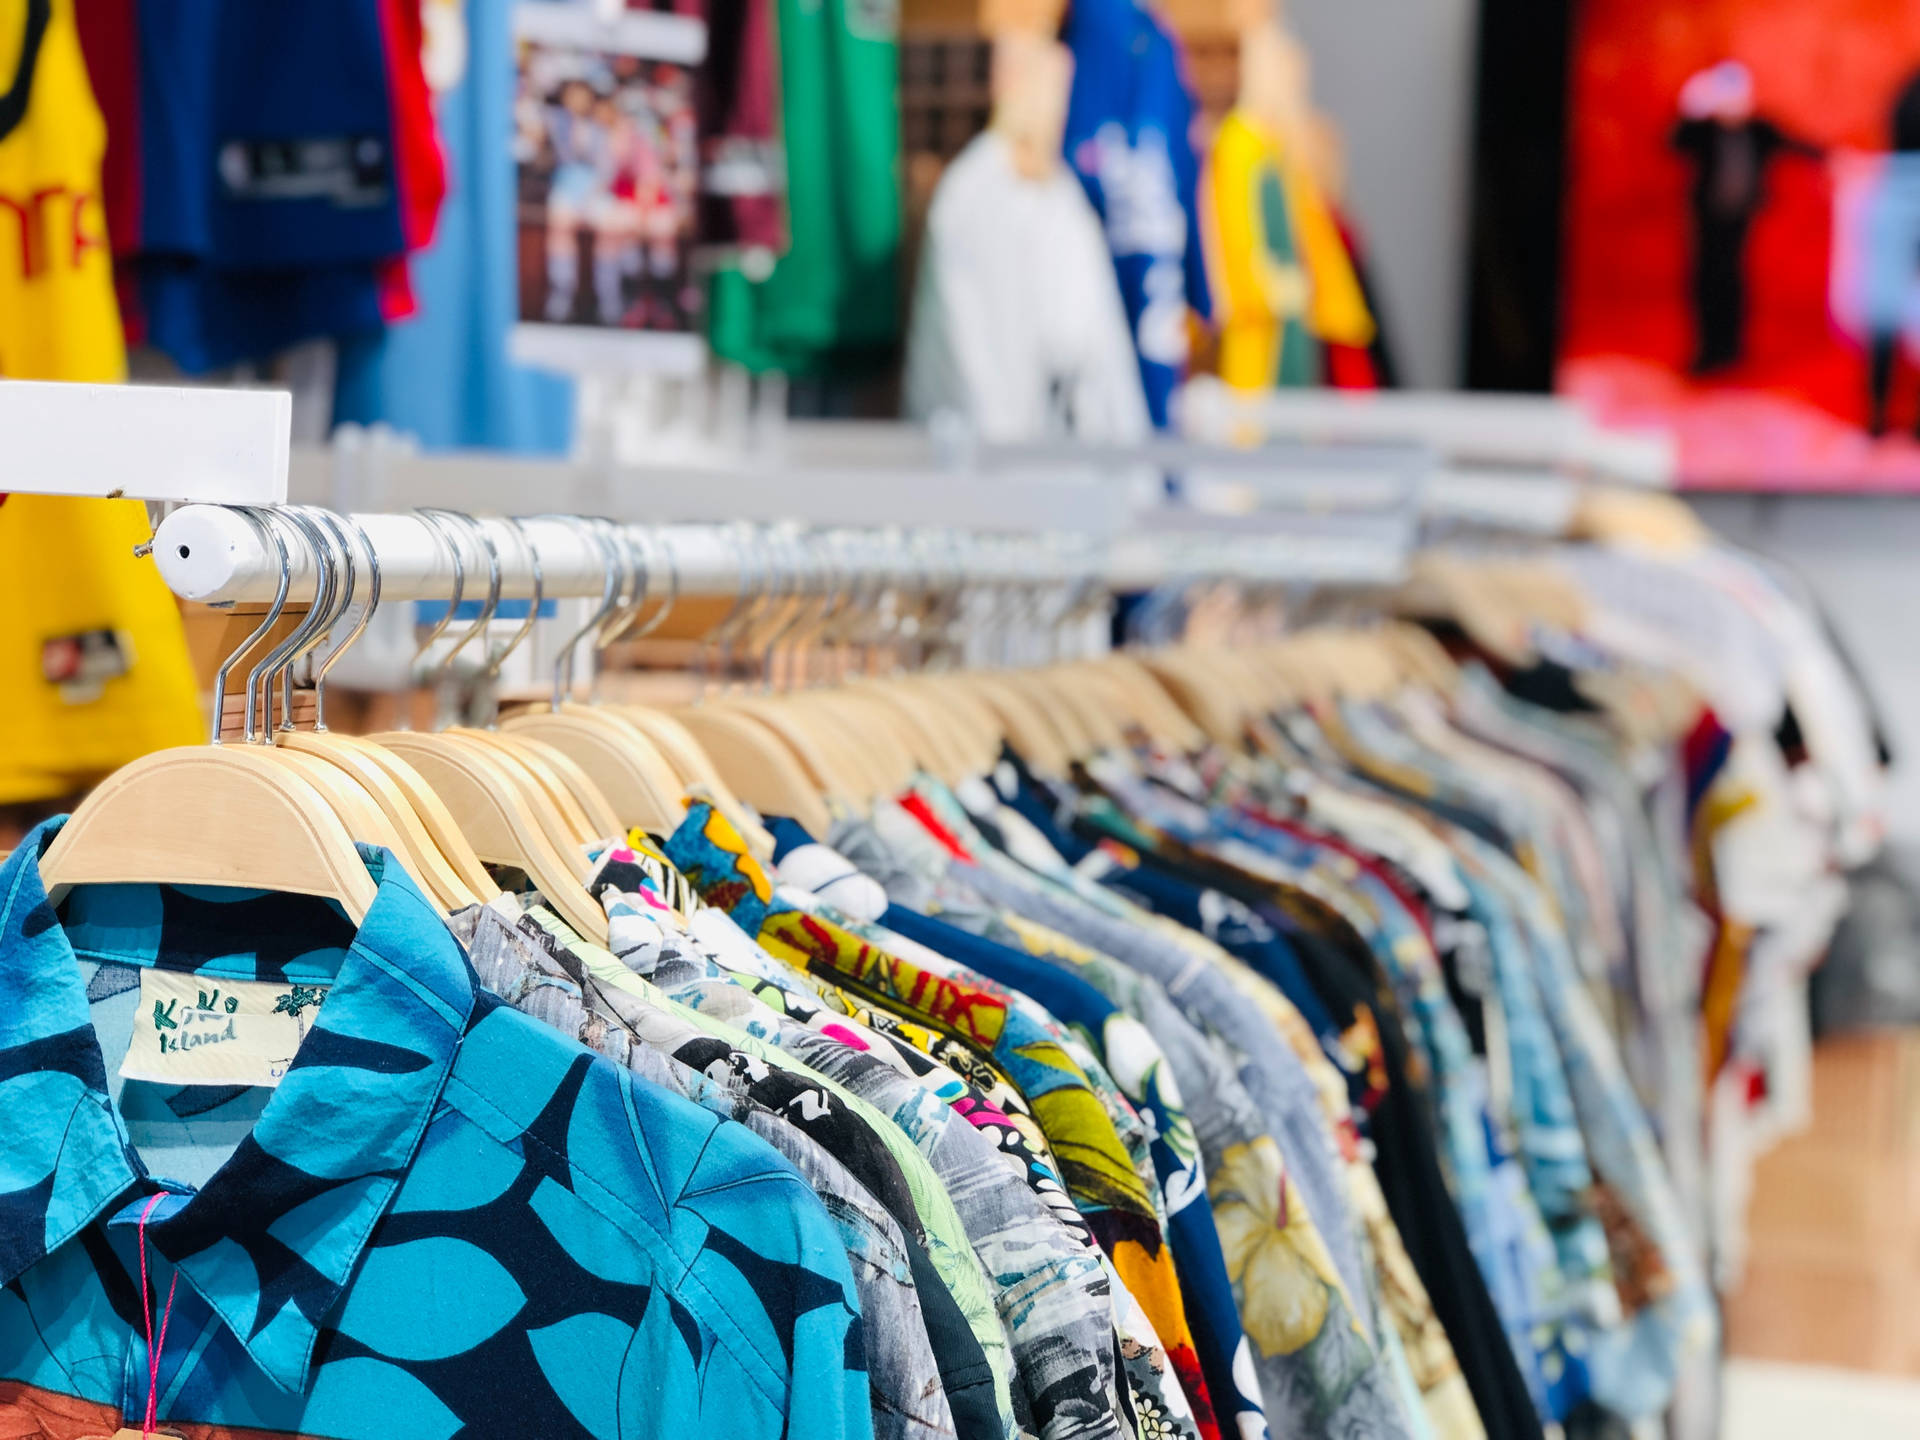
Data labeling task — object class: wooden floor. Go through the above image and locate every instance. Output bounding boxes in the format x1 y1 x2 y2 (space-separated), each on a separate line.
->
1724 1030 1920 1374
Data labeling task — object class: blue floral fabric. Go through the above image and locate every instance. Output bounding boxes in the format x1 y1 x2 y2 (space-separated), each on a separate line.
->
0 819 871 1440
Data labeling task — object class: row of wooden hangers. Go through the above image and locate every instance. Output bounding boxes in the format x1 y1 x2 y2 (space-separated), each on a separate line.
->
37 506 1686 936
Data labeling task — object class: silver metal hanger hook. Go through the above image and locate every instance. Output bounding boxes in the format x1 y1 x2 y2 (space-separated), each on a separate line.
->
800 531 848 689
584 518 636 704
433 512 502 689
275 506 356 731
695 524 754 694
309 510 382 731
483 515 544 686
624 526 679 647
594 522 647 650
209 506 292 746
409 509 467 689
539 514 619 710
718 526 777 690
249 514 336 744
757 529 813 693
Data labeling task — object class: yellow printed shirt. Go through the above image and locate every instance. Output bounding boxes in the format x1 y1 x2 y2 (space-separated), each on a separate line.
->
0 0 201 801
1204 108 1373 392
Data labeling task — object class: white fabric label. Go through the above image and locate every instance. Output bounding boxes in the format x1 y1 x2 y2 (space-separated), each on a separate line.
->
120 969 330 1088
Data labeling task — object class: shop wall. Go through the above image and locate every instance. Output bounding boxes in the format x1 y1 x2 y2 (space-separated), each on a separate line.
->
1288 0 1482 389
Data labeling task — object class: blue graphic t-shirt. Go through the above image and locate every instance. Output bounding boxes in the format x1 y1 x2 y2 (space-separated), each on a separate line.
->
1062 0 1211 428
0 821 870 1440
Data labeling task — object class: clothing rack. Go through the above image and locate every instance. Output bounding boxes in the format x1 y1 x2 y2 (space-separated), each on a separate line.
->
151 502 1410 613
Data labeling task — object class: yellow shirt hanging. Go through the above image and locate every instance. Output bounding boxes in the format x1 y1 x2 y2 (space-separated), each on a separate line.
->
0 0 202 802
1205 107 1374 392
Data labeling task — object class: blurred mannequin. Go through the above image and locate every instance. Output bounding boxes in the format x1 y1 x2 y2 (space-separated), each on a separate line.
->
903 31 1148 440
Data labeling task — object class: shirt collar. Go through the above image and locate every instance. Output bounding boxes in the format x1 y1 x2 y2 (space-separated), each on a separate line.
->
0 817 475 1395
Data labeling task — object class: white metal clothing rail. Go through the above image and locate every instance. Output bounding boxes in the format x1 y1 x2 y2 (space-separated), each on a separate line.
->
150 504 1404 612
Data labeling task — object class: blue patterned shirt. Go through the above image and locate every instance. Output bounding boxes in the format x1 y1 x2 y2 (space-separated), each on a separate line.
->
0 819 872 1440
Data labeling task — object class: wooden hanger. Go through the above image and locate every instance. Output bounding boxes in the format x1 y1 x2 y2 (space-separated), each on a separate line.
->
993 669 1098 758
793 689 921 797
455 729 612 845
492 521 694 839
709 692 862 807
608 702 777 855
899 674 1006 776
674 704 835 835
354 512 612 939
372 730 610 943
503 706 684 833
1135 650 1246 746
253 508 486 912
1097 655 1210 752
856 678 974 783
952 673 1074 772
285 731 490 909
41 515 380 919
42 746 381 920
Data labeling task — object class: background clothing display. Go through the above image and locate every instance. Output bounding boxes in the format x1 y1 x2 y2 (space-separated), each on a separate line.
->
0 0 202 803
3 3 1917 1434
334 0 574 452
705 0 902 375
904 131 1149 443
1061 0 1211 428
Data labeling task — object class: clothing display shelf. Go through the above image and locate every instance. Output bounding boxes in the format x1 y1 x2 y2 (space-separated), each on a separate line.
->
297 414 1598 561
1179 380 1677 487
0 379 290 505
300 422 1432 536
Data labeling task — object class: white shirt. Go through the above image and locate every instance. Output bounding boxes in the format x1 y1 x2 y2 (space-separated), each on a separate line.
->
904 131 1151 443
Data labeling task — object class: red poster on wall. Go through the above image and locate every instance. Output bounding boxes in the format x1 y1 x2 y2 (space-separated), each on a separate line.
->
1561 0 1920 489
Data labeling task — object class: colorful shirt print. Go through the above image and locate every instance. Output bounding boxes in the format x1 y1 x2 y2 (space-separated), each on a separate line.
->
604 894 1147 1440
507 902 1024 1440
0 822 870 1440
665 805 1216 1437
449 901 962 1440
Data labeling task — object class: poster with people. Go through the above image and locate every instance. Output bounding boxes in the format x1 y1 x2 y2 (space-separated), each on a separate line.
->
1562 1 1920 488
510 4 707 373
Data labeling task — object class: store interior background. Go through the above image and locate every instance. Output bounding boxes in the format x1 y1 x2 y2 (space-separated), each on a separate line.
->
908 0 1920 1415
1099 0 1920 855
20 0 1918 1424
1291 0 1920 1411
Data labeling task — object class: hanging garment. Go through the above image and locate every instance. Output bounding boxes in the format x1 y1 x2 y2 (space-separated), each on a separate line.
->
451 901 962 1440
134 0 409 371
699 0 783 253
334 0 575 452
0 0 202 802
706 0 901 374
1205 107 1372 392
0 826 874 1440
904 130 1150 444
1206 108 1315 391
1060 0 1210 428
508 896 1028 1440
